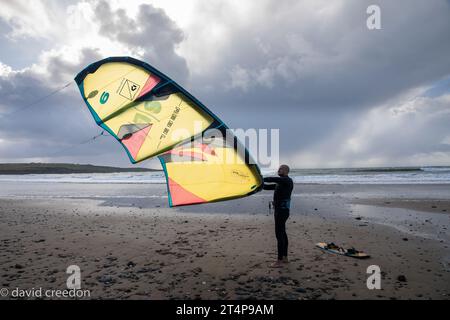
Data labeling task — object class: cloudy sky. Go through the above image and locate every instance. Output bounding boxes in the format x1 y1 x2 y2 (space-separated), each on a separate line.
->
0 0 449 169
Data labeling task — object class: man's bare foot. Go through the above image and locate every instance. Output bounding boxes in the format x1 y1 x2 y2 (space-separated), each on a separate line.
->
269 260 284 268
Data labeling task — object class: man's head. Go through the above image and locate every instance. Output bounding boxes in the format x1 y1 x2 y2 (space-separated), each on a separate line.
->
277 164 290 177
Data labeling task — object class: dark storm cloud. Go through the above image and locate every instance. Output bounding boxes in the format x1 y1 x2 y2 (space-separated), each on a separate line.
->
95 0 189 84
192 0 450 112
0 1 190 167
0 48 105 161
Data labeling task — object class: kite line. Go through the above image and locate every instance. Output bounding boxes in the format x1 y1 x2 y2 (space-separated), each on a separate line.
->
1 82 73 118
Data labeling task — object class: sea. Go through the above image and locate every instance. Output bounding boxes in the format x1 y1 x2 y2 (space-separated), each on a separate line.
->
0 166 449 184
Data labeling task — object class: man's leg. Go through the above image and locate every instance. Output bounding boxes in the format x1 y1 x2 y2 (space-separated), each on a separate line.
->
281 210 289 261
274 210 284 261
269 210 285 267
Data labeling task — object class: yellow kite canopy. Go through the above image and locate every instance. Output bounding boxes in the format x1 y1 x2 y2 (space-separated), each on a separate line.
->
159 128 262 206
75 57 262 206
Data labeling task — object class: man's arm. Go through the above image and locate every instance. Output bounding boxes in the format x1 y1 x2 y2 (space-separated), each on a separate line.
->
264 177 284 183
263 177 281 190
263 176 292 189
263 183 276 190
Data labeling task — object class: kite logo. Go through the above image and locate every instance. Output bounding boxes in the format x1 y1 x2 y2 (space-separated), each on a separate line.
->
99 91 109 104
232 170 250 180
160 105 181 141
118 78 140 100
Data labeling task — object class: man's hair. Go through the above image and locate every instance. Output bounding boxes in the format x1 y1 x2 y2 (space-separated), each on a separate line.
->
280 164 290 173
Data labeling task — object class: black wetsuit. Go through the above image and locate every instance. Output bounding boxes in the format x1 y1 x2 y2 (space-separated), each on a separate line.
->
263 176 294 260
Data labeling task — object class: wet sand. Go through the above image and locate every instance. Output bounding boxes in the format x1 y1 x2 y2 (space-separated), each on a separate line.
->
353 199 450 214
0 183 449 300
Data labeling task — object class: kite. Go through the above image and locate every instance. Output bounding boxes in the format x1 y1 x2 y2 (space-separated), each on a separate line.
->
75 57 262 206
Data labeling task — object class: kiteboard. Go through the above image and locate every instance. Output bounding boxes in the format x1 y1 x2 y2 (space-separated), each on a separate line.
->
316 242 370 259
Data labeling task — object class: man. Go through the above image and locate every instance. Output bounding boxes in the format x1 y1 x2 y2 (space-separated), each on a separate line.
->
263 164 294 268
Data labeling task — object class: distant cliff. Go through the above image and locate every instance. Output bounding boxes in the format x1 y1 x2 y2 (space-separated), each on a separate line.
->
0 163 159 175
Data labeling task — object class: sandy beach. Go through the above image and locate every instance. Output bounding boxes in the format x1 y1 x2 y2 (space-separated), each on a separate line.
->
0 182 449 300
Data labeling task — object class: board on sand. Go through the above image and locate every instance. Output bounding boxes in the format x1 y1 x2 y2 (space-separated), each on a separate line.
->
316 242 370 259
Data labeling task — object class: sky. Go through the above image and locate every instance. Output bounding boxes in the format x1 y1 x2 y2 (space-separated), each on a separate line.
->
0 0 449 169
